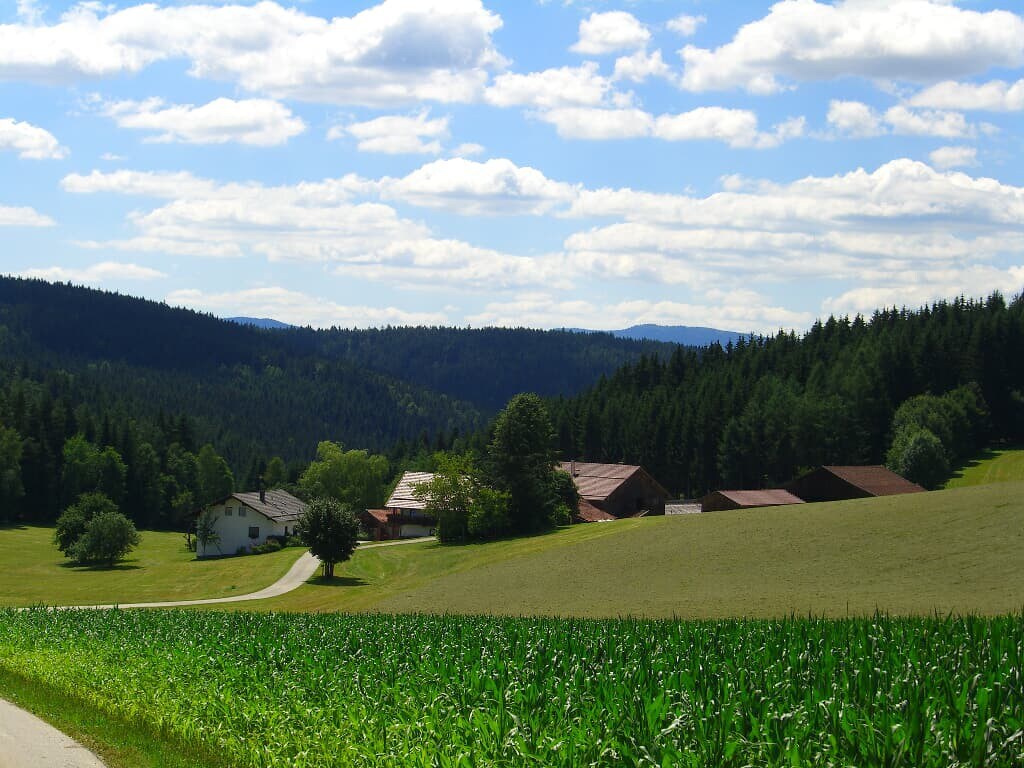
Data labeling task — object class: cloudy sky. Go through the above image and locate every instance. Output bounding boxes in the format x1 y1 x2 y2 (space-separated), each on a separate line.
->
2 0 1024 332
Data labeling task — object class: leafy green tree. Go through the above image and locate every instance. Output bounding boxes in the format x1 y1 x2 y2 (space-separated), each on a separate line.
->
887 428 949 490
54 492 119 558
97 446 127 506
467 486 511 540
486 393 560 534
71 510 140 566
197 444 234 505
61 435 101 506
195 508 222 555
296 497 360 578
414 453 478 543
0 425 24 521
264 456 288 488
299 442 389 510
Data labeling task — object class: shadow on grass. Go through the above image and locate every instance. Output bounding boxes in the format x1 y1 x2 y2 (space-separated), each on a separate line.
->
0 522 28 531
58 561 142 572
307 575 366 588
947 448 999 482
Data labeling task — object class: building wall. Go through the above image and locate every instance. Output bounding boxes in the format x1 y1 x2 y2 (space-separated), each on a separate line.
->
197 500 289 557
786 471 867 503
600 473 668 518
397 522 434 538
700 492 739 513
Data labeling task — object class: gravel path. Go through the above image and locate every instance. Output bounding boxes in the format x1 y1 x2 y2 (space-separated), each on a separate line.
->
0 699 106 768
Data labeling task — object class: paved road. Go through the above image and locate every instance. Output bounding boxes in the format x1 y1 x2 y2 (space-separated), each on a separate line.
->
0 699 106 768
55 536 436 610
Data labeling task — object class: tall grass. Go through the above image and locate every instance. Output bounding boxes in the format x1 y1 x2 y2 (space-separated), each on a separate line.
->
0 610 1021 767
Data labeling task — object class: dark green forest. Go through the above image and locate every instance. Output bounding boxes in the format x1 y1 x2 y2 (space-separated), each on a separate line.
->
550 294 1023 496
0 277 668 523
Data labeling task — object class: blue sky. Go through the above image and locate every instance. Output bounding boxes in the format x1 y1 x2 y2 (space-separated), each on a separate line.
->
2 0 1023 332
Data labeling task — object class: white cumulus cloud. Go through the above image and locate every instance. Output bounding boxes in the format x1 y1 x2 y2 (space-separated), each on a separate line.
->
19 261 167 283
167 287 449 328
0 117 67 159
0 0 505 106
571 11 650 55
101 97 306 146
332 111 449 155
485 63 611 108
0 205 54 227
928 146 977 170
911 79 1024 112
678 0 1024 93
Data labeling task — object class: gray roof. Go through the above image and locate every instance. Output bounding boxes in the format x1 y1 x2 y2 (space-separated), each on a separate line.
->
230 490 306 523
385 471 435 511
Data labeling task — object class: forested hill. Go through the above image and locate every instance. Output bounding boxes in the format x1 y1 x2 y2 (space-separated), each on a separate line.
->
550 294 1024 497
0 277 671 465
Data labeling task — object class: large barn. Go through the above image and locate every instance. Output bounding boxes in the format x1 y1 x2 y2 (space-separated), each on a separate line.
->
785 465 925 503
361 471 437 540
700 489 805 513
560 461 669 520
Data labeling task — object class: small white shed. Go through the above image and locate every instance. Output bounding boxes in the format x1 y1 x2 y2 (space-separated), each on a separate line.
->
197 490 306 558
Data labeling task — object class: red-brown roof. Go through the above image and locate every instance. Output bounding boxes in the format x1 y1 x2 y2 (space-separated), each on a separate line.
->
821 466 925 496
711 490 805 508
574 499 617 523
363 509 389 525
559 461 665 501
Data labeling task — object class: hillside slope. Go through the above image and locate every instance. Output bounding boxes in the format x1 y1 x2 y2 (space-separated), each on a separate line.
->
252 482 1024 617
946 448 1024 488
0 277 672 466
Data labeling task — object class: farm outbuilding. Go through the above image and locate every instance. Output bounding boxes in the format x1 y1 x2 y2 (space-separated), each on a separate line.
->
560 461 669 519
197 489 305 558
700 489 806 513
371 471 437 539
785 465 925 503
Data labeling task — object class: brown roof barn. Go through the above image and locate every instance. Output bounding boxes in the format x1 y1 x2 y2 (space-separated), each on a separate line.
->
560 461 669 520
786 465 925 503
361 471 437 541
701 489 805 513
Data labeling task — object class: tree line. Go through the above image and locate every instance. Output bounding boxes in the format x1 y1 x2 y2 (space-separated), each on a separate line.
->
548 294 1022 496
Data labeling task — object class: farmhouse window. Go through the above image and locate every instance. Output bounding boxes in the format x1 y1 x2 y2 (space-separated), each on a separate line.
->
248 526 260 539
224 506 233 516
238 507 247 517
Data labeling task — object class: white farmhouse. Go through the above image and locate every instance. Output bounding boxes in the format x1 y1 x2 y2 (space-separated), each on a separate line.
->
197 489 306 558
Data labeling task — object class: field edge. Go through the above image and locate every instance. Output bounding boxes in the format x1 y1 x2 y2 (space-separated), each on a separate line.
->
0 665 227 768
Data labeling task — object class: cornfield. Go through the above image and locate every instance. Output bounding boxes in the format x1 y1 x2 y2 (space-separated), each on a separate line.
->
0 609 1021 767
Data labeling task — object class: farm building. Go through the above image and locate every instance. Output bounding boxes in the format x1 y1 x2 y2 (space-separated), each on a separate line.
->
701 489 805 513
361 471 438 540
785 465 925 503
197 489 305 558
560 461 669 519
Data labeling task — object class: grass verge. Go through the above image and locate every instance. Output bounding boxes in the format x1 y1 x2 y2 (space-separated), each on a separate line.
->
0 526 305 607
0 666 226 768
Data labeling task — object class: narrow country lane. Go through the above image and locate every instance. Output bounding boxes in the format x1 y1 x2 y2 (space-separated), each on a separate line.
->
0 699 106 768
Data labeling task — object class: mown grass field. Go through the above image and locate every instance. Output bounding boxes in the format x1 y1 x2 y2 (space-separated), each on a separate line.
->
243 481 1024 618
947 448 1024 488
1 610 1021 768
0 525 305 607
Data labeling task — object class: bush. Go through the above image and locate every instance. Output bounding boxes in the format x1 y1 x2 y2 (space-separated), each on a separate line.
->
70 510 140 566
252 539 283 554
887 427 950 490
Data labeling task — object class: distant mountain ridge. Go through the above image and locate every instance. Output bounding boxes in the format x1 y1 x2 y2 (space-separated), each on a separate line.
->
227 316 293 330
570 324 743 347
608 324 743 347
